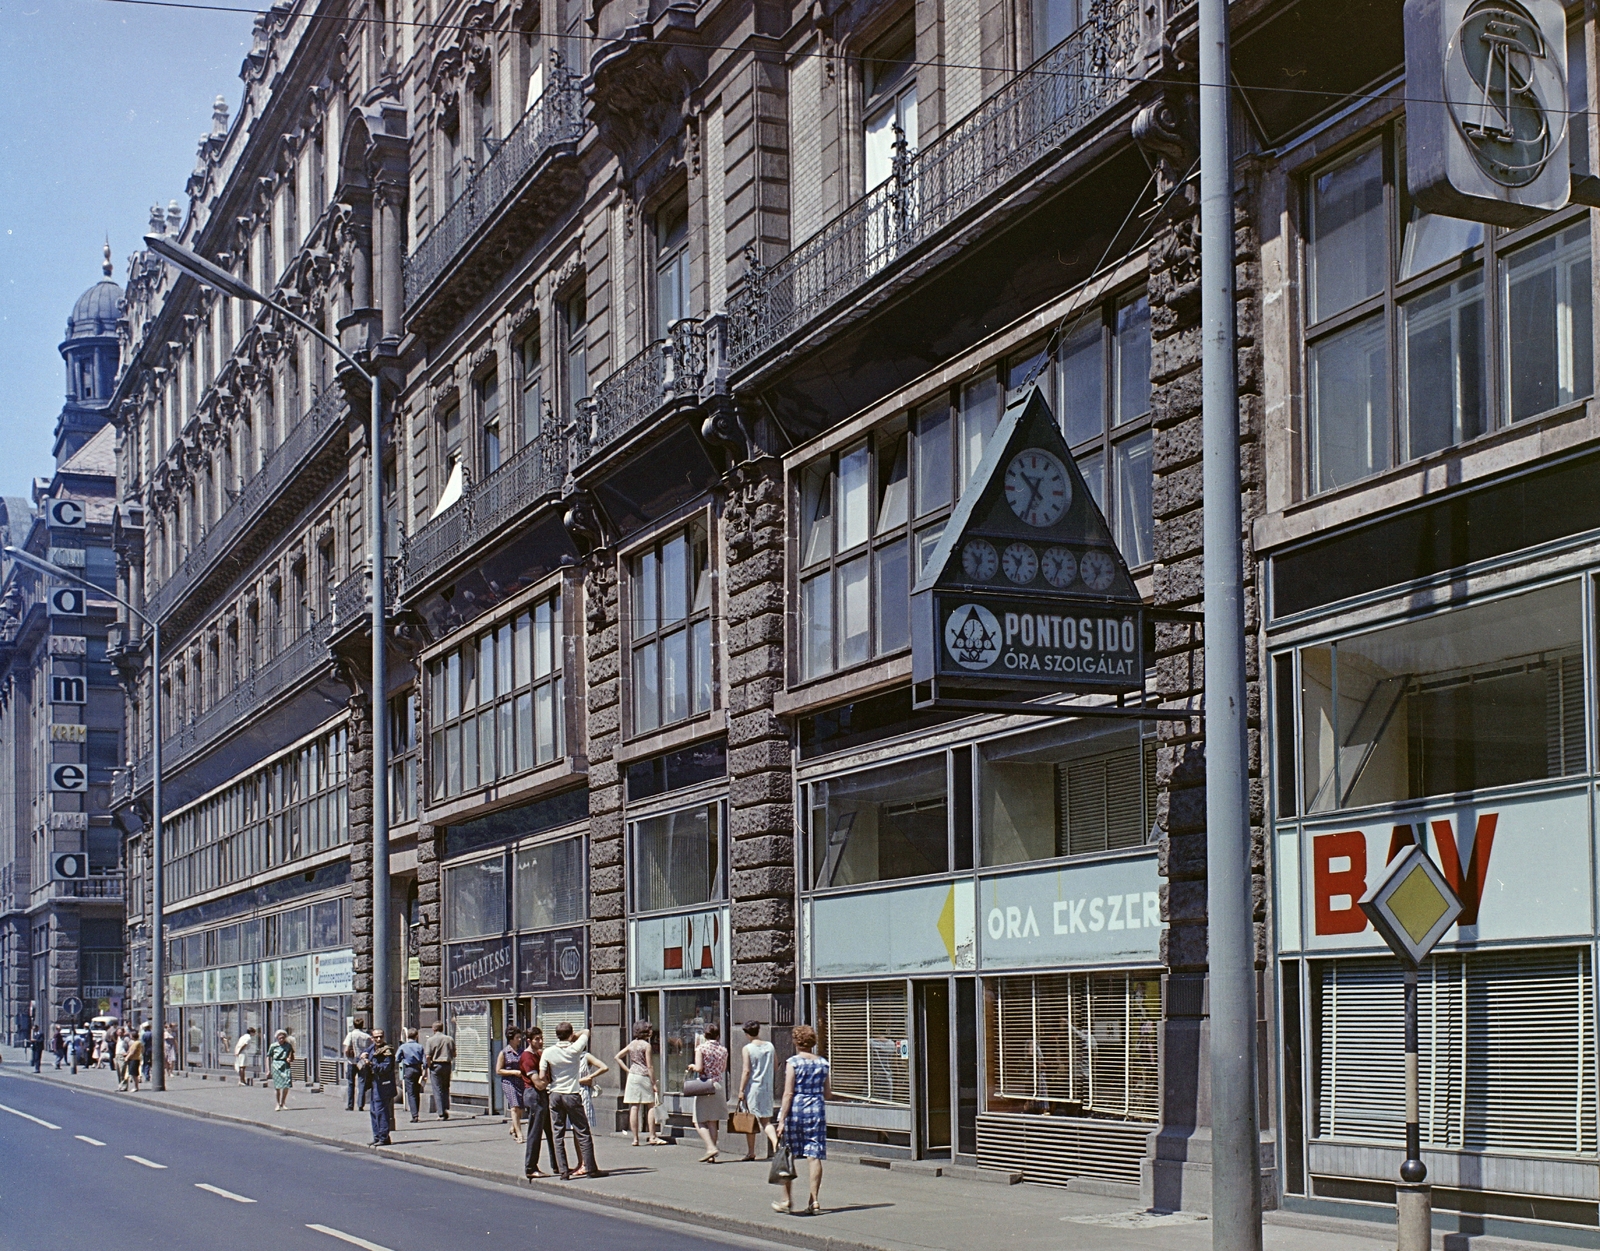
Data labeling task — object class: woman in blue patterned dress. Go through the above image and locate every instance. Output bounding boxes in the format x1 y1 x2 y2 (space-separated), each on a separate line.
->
773 1023 831 1215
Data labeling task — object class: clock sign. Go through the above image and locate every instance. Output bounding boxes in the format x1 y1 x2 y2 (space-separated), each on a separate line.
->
962 539 999 581
1004 449 1070 527
1001 543 1038 585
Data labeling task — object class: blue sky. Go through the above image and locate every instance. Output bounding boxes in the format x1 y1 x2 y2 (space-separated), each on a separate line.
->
0 0 257 502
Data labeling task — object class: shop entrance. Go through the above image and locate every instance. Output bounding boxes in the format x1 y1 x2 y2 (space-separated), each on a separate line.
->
915 980 951 1156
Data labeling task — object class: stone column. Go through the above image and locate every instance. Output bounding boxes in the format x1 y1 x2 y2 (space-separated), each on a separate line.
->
416 822 444 1024
375 178 405 343
584 560 626 1023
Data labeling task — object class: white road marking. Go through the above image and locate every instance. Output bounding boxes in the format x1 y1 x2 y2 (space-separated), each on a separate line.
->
196 1182 256 1204
307 1225 397 1251
0 1103 60 1130
124 1154 167 1169
75 1134 106 1146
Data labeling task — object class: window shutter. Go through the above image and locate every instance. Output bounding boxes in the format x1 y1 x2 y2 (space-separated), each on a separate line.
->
1545 652 1585 776
820 981 910 1106
1059 748 1144 855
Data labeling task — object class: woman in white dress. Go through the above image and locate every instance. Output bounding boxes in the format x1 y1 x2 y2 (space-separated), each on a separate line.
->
737 1021 779 1160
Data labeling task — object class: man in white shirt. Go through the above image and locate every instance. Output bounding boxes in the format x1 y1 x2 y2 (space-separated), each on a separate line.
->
342 1017 372 1112
540 1022 600 1179
233 1026 258 1085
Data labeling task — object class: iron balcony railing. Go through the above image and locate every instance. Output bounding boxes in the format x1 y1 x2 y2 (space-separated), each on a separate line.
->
146 386 347 623
402 425 568 593
574 318 708 464
403 76 586 308
328 557 402 636
126 617 331 791
726 0 1142 371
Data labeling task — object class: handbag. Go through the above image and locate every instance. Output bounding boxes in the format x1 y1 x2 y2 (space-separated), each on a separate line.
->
682 1075 717 1097
768 1138 797 1184
729 1109 758 1135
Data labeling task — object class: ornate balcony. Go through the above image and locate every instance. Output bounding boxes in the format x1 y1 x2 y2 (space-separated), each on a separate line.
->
328 557 402 643
403 76 586 339
725 0 1142 374
146 385 348 634
401 425 568 594
35 873 124 902
574 318 708 466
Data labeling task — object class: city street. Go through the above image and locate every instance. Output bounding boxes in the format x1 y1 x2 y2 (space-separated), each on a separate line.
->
0 1072 758 1251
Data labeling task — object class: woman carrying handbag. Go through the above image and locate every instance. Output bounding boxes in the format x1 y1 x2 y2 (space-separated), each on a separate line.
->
684 1024 729 1162
772 1023 830 1215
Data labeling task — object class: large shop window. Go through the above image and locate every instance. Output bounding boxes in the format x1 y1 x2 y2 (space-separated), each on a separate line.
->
807 754 950 888
980 724 1155 867
631 523 713 734
428 591 564 803
1311 949 1597 1155
1303 125 1593 496
514 834 585 930
985 973 1159 1122
817 981 910 1106
444 856 507 941
638 987 724 1095
1290 582 1584 815
630 802 724 914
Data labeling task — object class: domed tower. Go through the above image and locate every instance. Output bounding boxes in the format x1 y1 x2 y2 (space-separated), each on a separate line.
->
55 243 124 465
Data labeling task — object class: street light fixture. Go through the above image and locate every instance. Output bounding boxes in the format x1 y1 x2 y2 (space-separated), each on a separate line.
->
142 233 394 1042
3 544 166 1087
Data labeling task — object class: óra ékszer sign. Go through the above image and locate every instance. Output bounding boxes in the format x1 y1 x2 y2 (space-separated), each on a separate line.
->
913 386 1145 698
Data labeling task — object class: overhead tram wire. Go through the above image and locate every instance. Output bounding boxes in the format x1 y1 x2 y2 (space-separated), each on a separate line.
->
89 0 1600 129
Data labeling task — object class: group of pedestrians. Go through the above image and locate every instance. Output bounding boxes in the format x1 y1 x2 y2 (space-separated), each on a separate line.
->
501 1022 607 1180
338 1018 457 1147
26 1021 162 1092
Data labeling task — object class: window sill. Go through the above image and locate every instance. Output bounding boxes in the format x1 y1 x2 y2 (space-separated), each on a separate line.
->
615 709 726 765
1255 397 1599 556
775 654 913 718
420 756 589 827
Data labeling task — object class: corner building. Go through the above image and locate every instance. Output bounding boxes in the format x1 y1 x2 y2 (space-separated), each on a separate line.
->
110 0 1600 1238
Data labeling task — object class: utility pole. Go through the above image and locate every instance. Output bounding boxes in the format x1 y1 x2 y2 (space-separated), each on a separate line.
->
1198 0 1263 1244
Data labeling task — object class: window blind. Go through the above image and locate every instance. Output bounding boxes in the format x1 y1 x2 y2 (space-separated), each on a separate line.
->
1057 747 1148 856
818 981 910 1106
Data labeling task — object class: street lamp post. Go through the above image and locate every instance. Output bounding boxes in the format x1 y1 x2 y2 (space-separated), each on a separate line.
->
3 545 164 1088
142 234 392 1041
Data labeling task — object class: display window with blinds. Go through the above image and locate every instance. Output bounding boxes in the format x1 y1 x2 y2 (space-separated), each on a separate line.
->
816 981 912 1107
983 972 1160 1122
1308 948 1597 1158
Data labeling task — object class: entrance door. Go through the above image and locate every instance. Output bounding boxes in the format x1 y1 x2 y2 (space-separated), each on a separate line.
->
915 980 951 1155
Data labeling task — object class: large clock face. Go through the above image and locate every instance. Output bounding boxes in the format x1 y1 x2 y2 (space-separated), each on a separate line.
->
1002 542 1038 585
1079 549 1116 592
961 539 999 582
1004 449 1071 528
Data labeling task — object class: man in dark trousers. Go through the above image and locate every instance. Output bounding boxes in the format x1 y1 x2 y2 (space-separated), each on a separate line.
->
342 1016 372 1112
396 1028 426 1123
27 1025 44 1072
139 1022 153 1083
358 1028 398 1147
423 1021 455 1119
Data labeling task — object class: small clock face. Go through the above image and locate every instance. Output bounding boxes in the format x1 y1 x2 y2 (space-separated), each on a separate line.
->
961 538 999 582
1041 546 1077 589
1004 449 1071 528
1002 542 1038 585
1080 549 1117 592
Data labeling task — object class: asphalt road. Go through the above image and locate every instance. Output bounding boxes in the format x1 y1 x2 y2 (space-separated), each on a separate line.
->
0 1072 769 1251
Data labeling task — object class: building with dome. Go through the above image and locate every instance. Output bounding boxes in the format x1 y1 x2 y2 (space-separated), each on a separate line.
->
0 254 126 1042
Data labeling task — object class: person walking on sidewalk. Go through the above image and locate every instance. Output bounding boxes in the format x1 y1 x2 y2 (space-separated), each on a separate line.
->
397 1028 426 1123
498 1027 527 1143
617 1021 665 1147
139 1022 152 1083
424 1020 455 1119
577 1042 610 1133
359 1027 398 1146
541 1022 600 1180
162 1024 176 1077
234 1025 258 1084
267 1028 295 1111
521 1028 556 1179
27 1025 43 1073
342 1017 372 1112
688 1024 729 1163
738 1022 778 1160
115 1028 131 1090
773 1023 831 1216
50 1025 65 1069
125 1031 144 1093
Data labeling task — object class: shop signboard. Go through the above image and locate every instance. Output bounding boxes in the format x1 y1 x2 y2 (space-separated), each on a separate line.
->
218 965 239 1000
204 969 219 1004
185 973 205 1005
280 955 311 999
311 948 355 995
912 387 1145 699
263 959 280 999
630 906 729 986
1292 786 1592 953
239 962 261 999
810 880 976 978
977 852 1162 970
517 927 586 994
446 935 514 997
167 974 184 1006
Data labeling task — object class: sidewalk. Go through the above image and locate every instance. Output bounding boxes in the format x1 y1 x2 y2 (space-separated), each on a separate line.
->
0 1047 1538 1251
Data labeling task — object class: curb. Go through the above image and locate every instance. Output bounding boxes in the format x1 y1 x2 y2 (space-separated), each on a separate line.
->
10 1070 903 1251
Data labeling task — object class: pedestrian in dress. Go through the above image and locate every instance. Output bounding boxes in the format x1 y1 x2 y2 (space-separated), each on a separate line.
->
688 1023 729 1163
234 1026 258 1084
162 1025 177 1077
737 1021 779 1160
114 1028 131 1089
773 1023 831 1215
342 1016 372 1112
424 1020 455 1119
359 1028 398 1146
267 1028 294 1110
576 1041 610 1134
520 1027 556 1178
541 1022 600 1180
498 1027 527 1143
616 1021 666 1146
397 1028 426 1123
27 1025 43 1073
125 1032 144 1093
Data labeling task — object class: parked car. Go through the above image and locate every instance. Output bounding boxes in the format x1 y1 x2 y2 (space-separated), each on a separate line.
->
89 1014 119 1045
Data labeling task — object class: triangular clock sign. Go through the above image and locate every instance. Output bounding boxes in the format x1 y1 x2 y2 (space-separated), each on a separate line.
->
911 385 1145 695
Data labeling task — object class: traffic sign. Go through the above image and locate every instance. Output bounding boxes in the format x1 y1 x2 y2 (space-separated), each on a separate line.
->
1359 844 1464 966
61 996 83 1020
